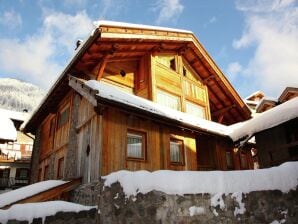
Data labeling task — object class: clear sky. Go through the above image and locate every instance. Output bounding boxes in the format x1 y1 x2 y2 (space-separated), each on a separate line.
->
0 0 297 98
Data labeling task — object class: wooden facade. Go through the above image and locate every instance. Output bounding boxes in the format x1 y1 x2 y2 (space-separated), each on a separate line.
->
24 22 253 184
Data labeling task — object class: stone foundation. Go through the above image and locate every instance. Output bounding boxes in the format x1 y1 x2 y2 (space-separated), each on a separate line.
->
4 208 97 224
68 180 298 223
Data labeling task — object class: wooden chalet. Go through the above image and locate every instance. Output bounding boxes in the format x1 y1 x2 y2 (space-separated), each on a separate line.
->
23 21 252 184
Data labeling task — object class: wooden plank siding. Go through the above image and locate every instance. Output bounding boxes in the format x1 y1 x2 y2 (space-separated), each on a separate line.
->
76 97 102 183
38 91 73 181
101 106 198 175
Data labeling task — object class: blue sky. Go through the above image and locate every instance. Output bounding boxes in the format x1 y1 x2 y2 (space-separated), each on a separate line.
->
0 0 297 98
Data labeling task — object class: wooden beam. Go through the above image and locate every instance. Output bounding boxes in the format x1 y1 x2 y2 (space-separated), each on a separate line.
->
212 104 236 117
96 56 108 79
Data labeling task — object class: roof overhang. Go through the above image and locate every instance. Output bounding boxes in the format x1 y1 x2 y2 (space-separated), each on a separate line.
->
24 21 251 133
69 76 230 139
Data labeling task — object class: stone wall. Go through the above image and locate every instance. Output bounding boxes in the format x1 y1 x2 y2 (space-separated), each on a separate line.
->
4 208 97 224
71 180 298 224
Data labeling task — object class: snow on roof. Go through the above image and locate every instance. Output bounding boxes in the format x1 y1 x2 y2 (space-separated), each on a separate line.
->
0 180 67 208
103 162 298 197
245 90 265 101
85 80 229 136
0 111 17 141
229 97 298 141
0 201 96 224
0 108 28 122
93 20 193 34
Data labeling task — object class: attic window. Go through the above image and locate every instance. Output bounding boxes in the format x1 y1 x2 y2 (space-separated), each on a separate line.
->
183 66 187 77
156 56 176 71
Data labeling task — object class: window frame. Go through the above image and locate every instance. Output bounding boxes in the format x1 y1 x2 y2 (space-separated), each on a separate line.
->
126 129 147 162
57 157 64 179
57 106 70 129
169 138 185 166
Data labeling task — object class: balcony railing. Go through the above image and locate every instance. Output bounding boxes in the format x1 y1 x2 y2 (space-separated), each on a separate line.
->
0 177 29 189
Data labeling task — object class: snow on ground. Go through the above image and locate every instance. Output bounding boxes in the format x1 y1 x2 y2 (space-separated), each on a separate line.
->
86 80 229 137
0 111 17 141
103 162 298 197
0 201 96 224
0 180 67 208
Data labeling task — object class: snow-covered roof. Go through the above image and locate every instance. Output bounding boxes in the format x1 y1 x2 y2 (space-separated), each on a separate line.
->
0 108 28 122
93 20 192 34
85 80 230 137
229 97 298 141
104 162 298 196
244 90 265 101
0 110 17 142
0 201 96 224
0 180 67 208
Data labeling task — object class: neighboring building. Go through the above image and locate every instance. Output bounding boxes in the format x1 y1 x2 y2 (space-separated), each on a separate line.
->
0 109 33 189
244 91 265 116
23 21 253 184
231 97 298 168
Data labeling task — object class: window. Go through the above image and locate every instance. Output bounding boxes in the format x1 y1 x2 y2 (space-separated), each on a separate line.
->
44 165 49 180
185 101 205 119
226 151 234 169
16 168 29 180
25 144 33 152
156 55 176 71
170 138 184 165
57 157 64 179
157 89 181 110
49 117 56 137
240 152 248 169
38 168 42 182
126 130 146 160
57 107 70 128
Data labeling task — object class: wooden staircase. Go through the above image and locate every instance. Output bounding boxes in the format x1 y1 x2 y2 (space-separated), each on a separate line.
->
1 177 82 209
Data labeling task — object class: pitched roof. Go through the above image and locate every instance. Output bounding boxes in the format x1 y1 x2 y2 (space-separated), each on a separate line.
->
23 21 250 133
0 110 17 142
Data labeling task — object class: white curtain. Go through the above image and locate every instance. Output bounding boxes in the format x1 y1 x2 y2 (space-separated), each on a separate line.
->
170 141 181 163
127 133 143 158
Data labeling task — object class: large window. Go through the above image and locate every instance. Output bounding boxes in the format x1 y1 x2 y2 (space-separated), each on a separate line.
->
185 101 205 119
170 138 184 165
57 107 70 128
126 130 146 160
157 89 181 111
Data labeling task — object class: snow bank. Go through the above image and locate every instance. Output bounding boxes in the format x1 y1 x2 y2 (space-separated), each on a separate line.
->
103 162 298 197
86 80 229 136
0 180 67 208
0 112 17 141
229 97 298 141
0 201 96 224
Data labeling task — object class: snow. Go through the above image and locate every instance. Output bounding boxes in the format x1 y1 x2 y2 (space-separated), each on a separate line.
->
231 192 246 216
0 180 67 208
189 206 205 216
0 201 96 224
229 97 298 141
103 162 298 197
93 20 192 34
210 194 225 210
0 111 17 141
85 80 229 137
85 80 298 142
